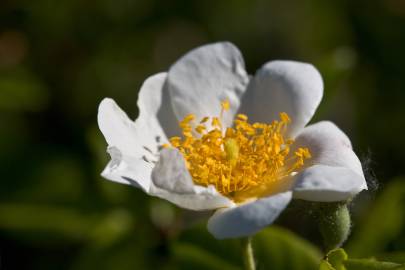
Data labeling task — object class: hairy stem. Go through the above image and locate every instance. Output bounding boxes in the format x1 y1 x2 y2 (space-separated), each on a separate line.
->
242 237 256 270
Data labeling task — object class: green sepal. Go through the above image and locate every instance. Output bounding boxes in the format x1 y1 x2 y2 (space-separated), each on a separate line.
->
319 248 348 270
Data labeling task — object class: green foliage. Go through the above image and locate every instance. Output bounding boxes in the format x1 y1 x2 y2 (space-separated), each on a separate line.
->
173 223 245 269
253 226 322 270
319 248 405 270
173 224 322 270
172 243 241 270
0 69 48 112
346 178 405 257
344 259 404 270
0 204 134 244
377 252 405 264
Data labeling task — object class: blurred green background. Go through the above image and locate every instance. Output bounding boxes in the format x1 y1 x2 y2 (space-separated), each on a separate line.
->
1 0 405 269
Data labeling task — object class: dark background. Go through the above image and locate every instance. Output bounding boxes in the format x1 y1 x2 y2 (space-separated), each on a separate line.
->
1 0 405 269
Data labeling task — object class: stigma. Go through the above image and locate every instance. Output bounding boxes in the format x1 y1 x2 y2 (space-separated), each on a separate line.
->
164 100 311 202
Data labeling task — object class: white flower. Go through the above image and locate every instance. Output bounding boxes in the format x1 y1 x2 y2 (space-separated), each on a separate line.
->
98 42 367 239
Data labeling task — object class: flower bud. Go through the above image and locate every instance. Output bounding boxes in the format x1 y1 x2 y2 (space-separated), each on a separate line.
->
318 202 351 251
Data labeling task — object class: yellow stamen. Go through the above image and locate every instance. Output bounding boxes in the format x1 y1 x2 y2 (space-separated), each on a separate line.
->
195 124 206 134
167 102 311 202
212 117 222 128
280 112 291 123
237 114 248 121
200 117 209 124
221 99 230 111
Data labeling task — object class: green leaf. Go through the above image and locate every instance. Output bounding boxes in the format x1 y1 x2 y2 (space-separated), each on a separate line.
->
88 210 134 248
319 249 405 270
0 203 94 241
377 252 405 264
252 226 323 270
173 223 244 269
344 258 404 270
0 70 48 112
172 243 241 270
16 156 86 202
0 203 134 246
173 224 322 270
70 238 148 270
346 179 405 257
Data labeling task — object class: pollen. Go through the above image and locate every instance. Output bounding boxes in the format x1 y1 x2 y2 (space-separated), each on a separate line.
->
221 99 230 111
166 103 311 202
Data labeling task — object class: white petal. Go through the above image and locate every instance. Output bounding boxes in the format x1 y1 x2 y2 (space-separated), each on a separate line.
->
293 165 365 202
98 74 169 156
101 147 153 191
98 99 159 190
151 148 234 210
207 191 292 239
292 121 367 201
294 121 365 178
239 61 323 138
98 98 144 156
138 73 181 138
167 42 249 128
98 73 171 189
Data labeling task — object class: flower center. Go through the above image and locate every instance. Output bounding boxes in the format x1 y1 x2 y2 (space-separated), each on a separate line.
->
164 100 311 202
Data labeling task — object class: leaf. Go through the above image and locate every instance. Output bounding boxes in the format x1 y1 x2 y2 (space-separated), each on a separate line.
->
173 222 244 269
344 258 404 270
0 203 94 241
172 243 241 270
87 210 134 248
173 223 322 270
346 179 405 257
16 156 86 202
0 70 48 112
69 211 153 270
319 249 405 270
252 226 323 270
377 252 405 264
0 203 134 246
70 238 148 270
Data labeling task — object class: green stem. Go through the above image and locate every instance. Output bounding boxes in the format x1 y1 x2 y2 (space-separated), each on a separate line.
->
242 237 256 270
